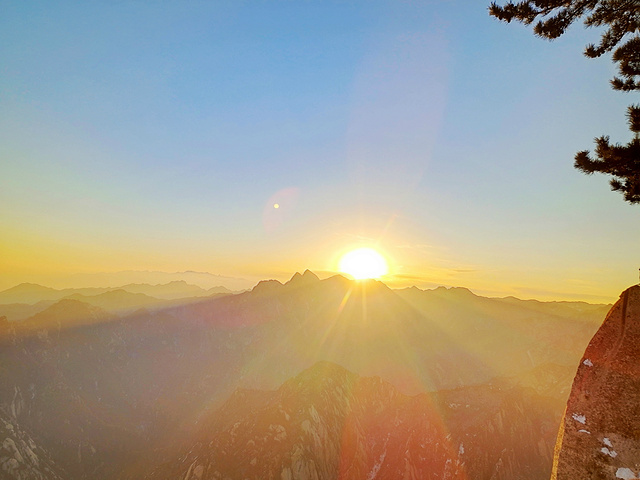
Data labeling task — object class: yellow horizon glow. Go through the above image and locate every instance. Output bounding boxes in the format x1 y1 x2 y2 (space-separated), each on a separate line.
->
338 248 389 280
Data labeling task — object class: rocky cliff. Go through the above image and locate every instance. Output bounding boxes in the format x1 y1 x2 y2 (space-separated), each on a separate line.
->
551 285 640 479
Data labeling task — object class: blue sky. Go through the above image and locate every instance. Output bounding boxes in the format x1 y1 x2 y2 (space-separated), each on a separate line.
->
1 1 638 301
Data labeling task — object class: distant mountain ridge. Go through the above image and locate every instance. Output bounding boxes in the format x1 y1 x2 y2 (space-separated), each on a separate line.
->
59 270 253 291
0 272 610 309
0 280 234 303
0 281 235 320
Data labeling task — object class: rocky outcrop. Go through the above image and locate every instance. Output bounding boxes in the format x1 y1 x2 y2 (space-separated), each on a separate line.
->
551 285 640 480
0 407 65 480
146 362 560 480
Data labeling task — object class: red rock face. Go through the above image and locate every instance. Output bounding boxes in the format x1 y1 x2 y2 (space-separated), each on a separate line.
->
551 285 640 480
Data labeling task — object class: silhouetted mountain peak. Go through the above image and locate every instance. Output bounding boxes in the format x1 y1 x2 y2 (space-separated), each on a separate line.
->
251 279 283 294
433 285 476 297
302 269 319 278
206 285 233 295
402 285 423 292
0 283 60 304
321 274 352 289
23 299 111 329
285 269 320 287
39 298 99 315
2 282 54 292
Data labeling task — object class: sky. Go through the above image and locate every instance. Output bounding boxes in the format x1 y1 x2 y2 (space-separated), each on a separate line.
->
1 0 638 302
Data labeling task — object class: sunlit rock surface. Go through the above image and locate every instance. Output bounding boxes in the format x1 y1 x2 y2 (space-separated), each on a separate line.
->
551 285 640 480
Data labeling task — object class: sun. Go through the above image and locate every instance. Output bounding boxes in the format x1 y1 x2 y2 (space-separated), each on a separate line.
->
338 248 389 280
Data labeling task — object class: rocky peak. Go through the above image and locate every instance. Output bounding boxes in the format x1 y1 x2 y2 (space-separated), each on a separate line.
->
285 269 320 287
551 285 640 479
24 299 110 328
432 286 476 298
251 279 283 295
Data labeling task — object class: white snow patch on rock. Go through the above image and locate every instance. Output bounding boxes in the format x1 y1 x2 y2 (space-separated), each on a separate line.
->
616 467 639 479
578 429 590 434
601 447 618 458
583 358 593 367
572 413 586 424
603 437 613 447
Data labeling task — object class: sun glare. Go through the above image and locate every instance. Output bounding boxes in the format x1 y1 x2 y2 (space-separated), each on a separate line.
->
338 248 389 280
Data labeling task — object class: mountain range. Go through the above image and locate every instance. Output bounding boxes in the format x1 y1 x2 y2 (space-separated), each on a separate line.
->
52 270 253 292
0 271 614 479
0 281 236 320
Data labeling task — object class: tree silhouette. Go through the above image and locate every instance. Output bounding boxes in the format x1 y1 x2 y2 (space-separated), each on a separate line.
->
489 1 640 204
